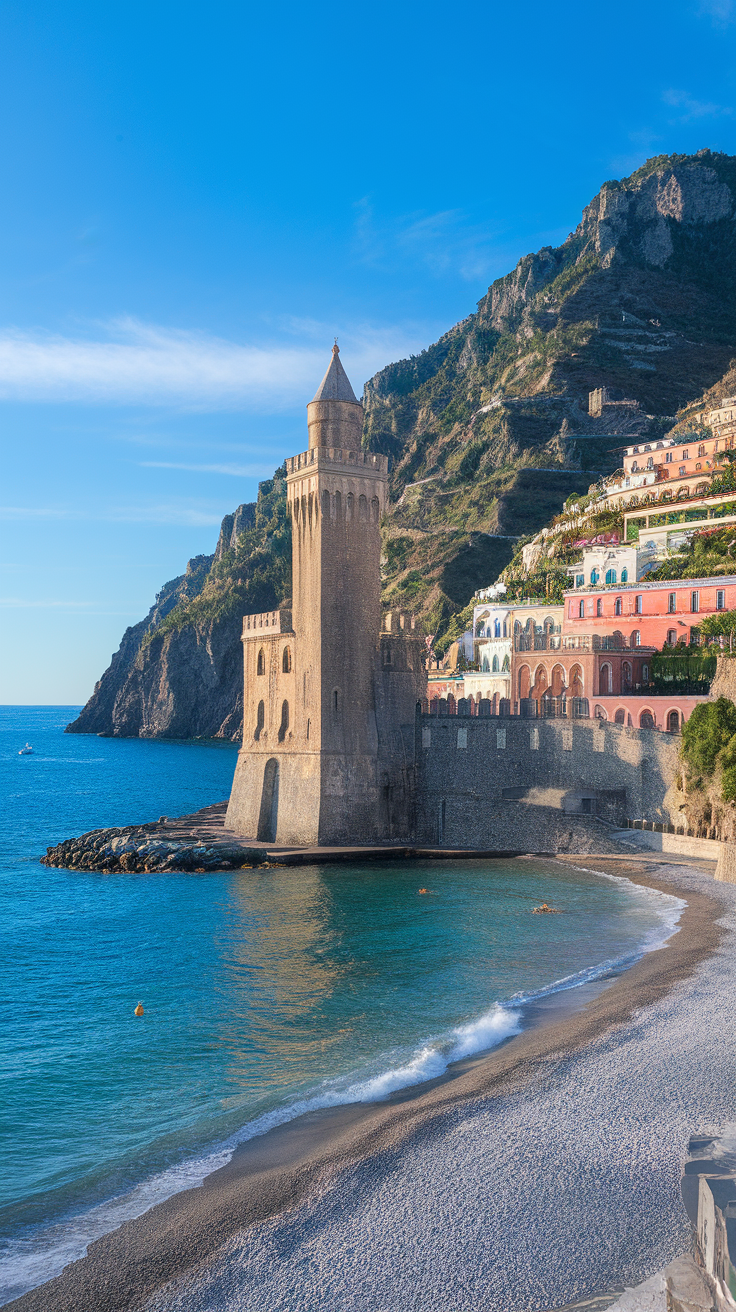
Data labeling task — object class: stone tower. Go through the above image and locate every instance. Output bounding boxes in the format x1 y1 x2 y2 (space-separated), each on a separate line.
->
226 345 423 846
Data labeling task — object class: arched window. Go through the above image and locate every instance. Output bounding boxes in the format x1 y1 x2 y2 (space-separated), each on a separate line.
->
257 648 265 676
334 490 342 520
492 654 499 673
594 705 607 720
590 569 599 585
640 709 655 729
255 699 265 740
621 568 628 583
615 596 622 616
282 646 292 673
359 494 368 521
698 444 706 457
383 644 392 666
605 569 617 585
277 699 289 742
371 497 380 523
667 629 677 646
333 688 340 717
346 493 354 521
642 664 649 682
632 461 639 472
502 654 510 672
596 598 603 616
481 656 490 672
322 489 330 518
578 600 585 618
614 708 626 724
599 662 612 694
622 661 632 687
494 620 501 638
667 709 680 733
631 630 640 647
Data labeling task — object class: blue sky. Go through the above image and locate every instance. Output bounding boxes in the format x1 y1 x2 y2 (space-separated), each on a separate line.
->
2 0 735 703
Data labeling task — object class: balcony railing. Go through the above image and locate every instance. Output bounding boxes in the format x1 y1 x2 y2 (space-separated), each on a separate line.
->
514 633 562 652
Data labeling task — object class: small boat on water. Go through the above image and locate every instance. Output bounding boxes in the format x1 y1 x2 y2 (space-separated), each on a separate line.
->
18 743 33 755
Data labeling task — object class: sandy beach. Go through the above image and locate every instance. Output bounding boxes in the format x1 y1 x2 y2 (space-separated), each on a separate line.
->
9 856 734 1312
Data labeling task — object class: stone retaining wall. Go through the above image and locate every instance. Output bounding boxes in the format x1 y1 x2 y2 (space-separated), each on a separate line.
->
414 714 679 850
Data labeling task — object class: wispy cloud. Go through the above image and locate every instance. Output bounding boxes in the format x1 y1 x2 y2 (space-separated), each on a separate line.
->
0 317 433 409
353 199 507 283
140 460 274 477
663 88 733 121
698 0 734 25
0 503 224 526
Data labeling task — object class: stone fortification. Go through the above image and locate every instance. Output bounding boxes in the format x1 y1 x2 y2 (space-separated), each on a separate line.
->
414 713 679 849
226 348 426 845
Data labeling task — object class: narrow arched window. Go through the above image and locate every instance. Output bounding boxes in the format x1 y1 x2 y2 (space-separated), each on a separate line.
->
257 648 265 675
383 644 392 666
605 569 616 585
282 646 291 673
371 497 380 523
621 569 628 583
578 600 584 618
359 494 368 521
255 700 265 740
492 655 499 672
278 700 289 742
596 598 603 616
333 688 340 717
615 596 622 616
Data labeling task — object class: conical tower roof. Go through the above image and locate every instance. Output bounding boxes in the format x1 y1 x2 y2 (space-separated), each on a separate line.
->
311 343 360 404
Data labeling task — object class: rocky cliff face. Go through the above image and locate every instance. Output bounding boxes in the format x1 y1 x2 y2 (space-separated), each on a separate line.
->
66 475 290 740
69 151 736 738
368 151 736 636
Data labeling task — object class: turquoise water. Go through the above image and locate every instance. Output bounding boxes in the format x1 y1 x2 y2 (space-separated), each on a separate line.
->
0 707 682 1305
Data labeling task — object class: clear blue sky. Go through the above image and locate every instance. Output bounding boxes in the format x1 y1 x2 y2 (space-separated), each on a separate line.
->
1 0 735 703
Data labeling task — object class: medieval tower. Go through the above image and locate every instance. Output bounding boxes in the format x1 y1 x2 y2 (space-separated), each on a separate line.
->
226 345 425 846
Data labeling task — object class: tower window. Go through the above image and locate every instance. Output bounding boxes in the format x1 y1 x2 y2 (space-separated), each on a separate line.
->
257 648 265 675
333 689 340 717
282 646 292 673
383 644 392 666
277 700 289 742
255 700 265 740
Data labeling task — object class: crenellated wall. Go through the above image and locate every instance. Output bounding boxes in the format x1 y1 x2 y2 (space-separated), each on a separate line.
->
414 713 680 850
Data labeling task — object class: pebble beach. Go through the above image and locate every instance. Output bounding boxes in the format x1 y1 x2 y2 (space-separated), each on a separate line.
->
10 856 735 1312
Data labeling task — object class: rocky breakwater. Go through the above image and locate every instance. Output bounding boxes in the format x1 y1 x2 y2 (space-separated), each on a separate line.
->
40 804 268 874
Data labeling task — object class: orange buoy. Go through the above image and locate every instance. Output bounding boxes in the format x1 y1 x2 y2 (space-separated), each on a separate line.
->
418 888 428 895
134 1002 144 1016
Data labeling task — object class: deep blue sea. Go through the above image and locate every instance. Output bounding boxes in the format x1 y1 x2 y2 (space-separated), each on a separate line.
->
0 707 683 1305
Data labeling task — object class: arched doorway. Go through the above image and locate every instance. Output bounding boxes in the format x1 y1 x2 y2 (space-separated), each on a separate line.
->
550 664 565 696
518 665 531 699
667 709 680 733
599 662 612 695
614 708 626 724
639 709 655 729
569 664 583 697
257 759 280 841
532 664 548 700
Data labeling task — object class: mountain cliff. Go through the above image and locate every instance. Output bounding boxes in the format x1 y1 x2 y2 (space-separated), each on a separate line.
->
68 150 736 738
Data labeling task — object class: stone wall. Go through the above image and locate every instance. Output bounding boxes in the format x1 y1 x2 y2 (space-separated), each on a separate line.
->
414 713 680 849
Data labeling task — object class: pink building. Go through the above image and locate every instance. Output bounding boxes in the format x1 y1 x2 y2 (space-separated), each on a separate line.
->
565 576 735 650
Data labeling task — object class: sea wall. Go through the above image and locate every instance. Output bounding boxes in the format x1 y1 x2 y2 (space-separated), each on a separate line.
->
413 713 680 849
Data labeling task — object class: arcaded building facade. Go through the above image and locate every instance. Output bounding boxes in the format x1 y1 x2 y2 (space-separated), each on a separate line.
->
226 346 426 845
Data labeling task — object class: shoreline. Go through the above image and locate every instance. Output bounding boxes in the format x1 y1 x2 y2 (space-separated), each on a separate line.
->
7 855 726 1312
